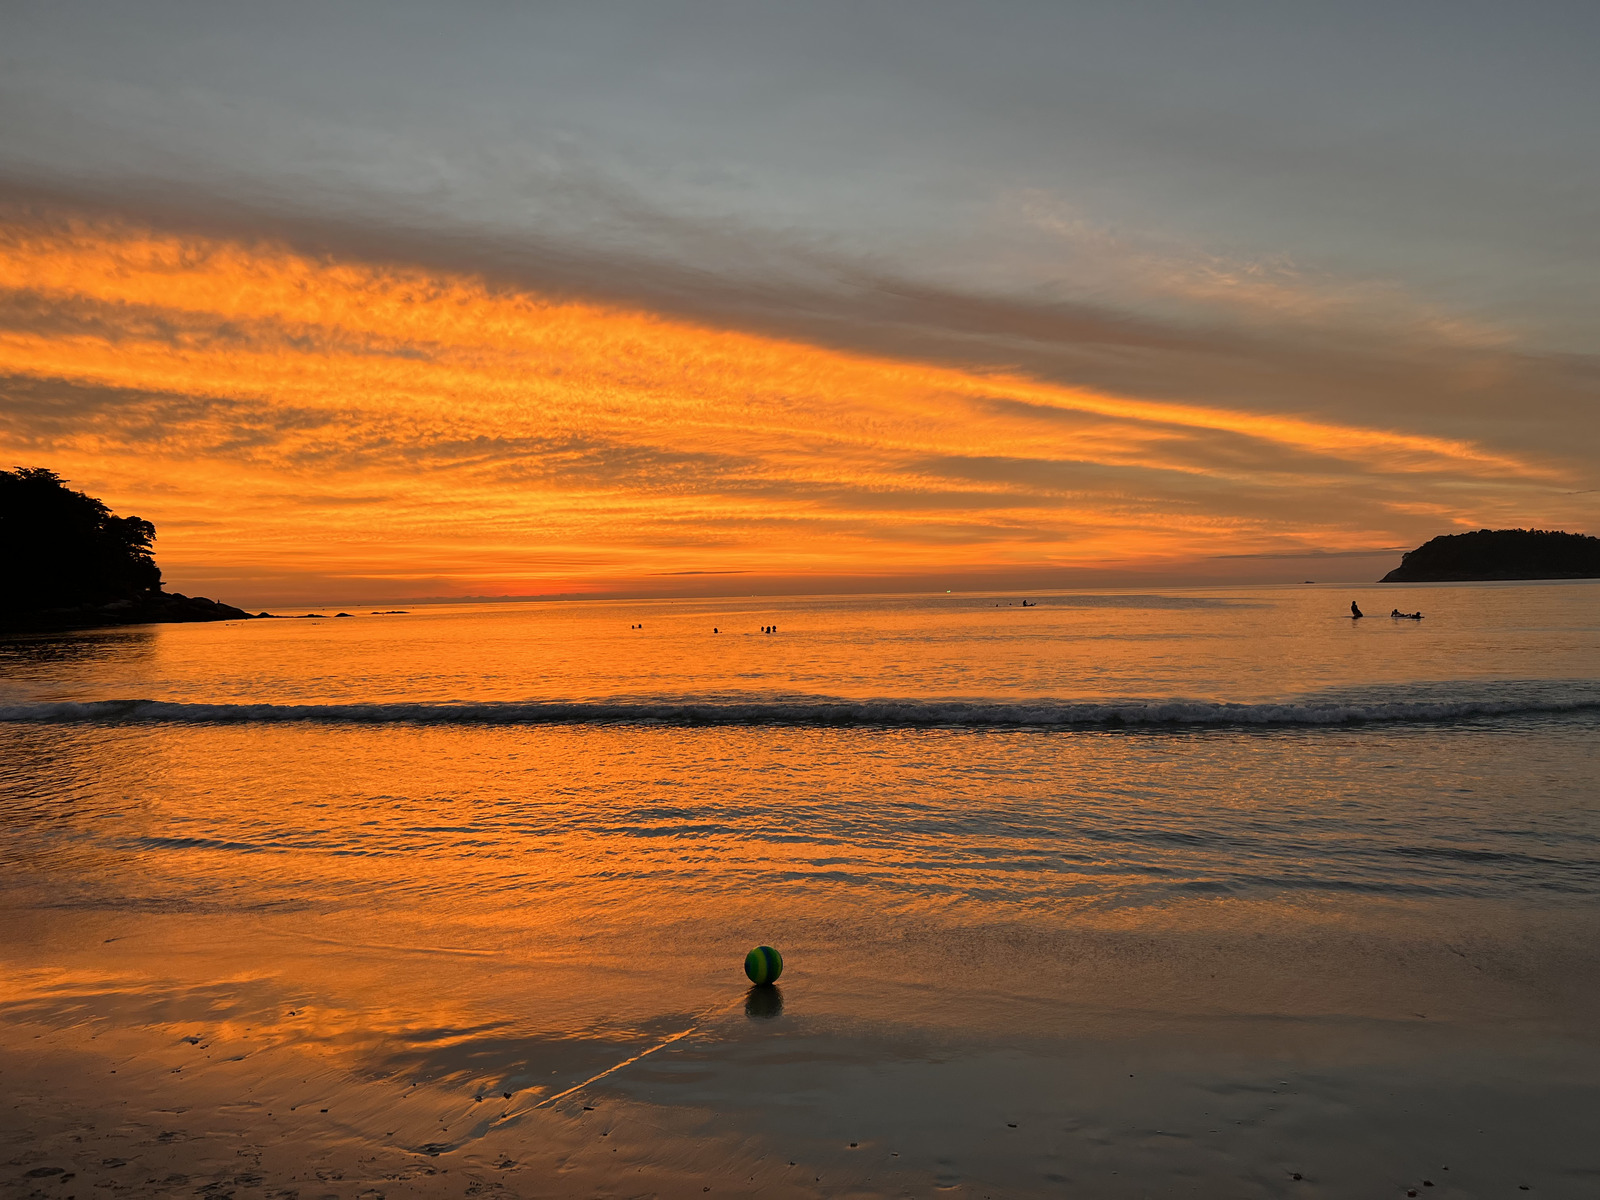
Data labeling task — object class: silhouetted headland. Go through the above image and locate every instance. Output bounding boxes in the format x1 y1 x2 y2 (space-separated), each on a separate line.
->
1 467 264 631
1381 528 1600 583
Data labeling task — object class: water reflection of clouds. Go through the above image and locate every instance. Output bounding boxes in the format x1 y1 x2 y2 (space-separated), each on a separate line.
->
0 627 157 701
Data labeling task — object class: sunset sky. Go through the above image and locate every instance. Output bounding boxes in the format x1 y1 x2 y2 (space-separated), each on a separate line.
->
2 2 1595 605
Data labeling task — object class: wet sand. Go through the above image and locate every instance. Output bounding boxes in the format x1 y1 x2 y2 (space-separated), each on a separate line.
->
4 901 1597 1199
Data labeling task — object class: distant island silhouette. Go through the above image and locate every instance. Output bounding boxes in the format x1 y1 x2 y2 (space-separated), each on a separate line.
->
1 467 264 631
1381 528 1600 583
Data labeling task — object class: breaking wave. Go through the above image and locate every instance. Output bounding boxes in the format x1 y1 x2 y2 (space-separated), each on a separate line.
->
2 693 1598 729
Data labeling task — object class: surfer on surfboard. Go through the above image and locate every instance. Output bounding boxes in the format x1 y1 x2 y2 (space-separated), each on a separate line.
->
1351 602 1364 619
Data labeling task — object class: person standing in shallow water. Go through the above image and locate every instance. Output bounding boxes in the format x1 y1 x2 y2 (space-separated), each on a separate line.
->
1351 602 1364 619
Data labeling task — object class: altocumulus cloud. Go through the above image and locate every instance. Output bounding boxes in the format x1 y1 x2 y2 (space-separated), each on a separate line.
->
0 213 1584 604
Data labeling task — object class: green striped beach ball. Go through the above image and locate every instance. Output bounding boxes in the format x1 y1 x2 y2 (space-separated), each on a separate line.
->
744 945 783 985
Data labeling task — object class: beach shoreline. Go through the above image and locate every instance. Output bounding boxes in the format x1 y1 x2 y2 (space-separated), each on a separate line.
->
4 885 1598 1198
3 587 1597 1197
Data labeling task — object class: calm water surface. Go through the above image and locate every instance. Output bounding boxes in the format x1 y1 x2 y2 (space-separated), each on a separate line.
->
2 583 1597 1196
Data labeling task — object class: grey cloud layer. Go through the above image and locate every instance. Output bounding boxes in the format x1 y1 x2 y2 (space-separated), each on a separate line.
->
5 1 1597 335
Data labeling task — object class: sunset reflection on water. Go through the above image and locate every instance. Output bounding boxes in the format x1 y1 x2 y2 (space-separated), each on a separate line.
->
2 587 1597 1194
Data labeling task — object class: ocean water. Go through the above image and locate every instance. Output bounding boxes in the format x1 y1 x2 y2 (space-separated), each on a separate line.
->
2 582 1598 1196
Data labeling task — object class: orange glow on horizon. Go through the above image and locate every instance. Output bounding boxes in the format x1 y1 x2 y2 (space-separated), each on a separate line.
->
0 218 1565 603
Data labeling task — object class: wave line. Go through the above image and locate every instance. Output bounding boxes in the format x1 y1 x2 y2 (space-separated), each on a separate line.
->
3 694 1599 729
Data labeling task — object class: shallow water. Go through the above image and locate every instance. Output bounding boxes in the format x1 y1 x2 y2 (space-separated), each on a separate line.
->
3 580 1598 711
2 583 1598 1196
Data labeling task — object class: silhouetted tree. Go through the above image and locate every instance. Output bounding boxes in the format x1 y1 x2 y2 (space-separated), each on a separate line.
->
0 467 163 614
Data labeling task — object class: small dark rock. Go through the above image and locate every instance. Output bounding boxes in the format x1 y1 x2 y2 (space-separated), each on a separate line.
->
26 1167 64 1177
1292 1173 1302 1181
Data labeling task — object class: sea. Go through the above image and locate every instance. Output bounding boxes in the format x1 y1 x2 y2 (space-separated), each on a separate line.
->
1 582 1597 1197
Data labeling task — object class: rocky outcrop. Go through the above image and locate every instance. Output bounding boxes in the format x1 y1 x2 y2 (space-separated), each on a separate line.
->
1 590 263 632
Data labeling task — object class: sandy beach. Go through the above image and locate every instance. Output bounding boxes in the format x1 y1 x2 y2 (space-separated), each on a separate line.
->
4 892 1597 1198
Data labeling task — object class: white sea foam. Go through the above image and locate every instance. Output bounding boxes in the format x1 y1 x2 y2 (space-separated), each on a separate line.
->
2 693 1597 728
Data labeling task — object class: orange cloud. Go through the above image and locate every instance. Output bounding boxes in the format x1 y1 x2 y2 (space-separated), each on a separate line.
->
0 218 1570 603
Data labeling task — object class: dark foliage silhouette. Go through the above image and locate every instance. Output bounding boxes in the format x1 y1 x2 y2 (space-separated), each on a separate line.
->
1 467 258 628
1381 529 1600 582
1 467 161 612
